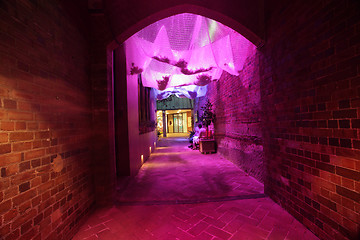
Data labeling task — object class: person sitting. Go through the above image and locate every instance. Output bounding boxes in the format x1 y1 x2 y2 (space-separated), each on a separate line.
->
188 124 199 148
192 124 206 149
188 131 195 148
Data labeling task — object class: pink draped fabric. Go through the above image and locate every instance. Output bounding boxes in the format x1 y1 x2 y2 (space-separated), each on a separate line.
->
125 13 255 99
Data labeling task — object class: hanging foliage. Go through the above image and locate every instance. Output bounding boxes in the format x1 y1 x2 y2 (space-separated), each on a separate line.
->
130 63 143 75
157 76 170 90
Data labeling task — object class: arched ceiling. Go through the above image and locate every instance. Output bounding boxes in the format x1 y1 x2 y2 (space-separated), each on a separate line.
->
101 0 265 47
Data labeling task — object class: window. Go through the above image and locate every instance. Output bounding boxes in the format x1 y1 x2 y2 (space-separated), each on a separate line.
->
138 75 155 134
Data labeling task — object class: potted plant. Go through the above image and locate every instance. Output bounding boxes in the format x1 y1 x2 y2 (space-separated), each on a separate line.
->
199 99 215 138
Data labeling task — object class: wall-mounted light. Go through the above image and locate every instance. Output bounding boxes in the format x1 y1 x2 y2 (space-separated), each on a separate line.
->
149 147 152 154
141 155 144 164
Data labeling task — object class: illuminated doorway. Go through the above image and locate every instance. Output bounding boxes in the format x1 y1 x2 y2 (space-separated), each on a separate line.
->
156 109 193 135
165 109 192 133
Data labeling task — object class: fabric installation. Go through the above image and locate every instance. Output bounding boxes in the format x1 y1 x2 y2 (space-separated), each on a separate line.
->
125 13 255 100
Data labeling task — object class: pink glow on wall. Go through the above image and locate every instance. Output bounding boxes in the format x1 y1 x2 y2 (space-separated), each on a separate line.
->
125 13 255 99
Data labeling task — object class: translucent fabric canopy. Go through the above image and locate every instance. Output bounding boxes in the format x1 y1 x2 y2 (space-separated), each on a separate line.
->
125 13 255 99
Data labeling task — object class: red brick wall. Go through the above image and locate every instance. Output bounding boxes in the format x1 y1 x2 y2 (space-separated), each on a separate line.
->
0 1 94 239
261 0 360 239
195 45 265 182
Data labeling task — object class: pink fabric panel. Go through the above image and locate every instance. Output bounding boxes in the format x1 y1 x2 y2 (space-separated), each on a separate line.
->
124 13 255 99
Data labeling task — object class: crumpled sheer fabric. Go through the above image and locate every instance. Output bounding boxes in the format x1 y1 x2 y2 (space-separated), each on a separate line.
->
125 13 255 99
156 85 208 100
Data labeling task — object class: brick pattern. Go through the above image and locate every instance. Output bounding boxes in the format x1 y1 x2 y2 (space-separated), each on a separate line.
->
194 46 264 183
0 1 94 239
72 201 319 240
72 137 318 240
260 0 360 239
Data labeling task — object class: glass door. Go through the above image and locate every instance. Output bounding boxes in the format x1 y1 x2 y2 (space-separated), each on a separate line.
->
173 114 183 133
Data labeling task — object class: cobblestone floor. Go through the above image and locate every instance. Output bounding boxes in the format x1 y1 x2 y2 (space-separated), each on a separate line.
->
72 137 319 240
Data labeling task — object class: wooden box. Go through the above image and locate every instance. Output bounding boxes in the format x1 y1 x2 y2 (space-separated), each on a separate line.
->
199 139 216 153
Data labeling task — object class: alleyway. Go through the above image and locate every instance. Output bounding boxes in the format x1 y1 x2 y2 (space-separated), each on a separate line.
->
72 136 319 240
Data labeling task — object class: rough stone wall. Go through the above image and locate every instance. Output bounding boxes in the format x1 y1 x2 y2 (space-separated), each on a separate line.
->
261 1 360 239
0 1 94 239
195 45 264 182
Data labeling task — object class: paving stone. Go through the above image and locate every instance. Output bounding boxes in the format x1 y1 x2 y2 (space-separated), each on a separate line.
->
75 224 106 239
197 232 214 240
240 224 270 239
188 221 209 236
205 225 232 240
72 137 319 240
249 207 269 221
168 227 196 240
218 210 238 223
203 216 227 228
97 229 118 240
173 210 191 221
103 219 125 233
258 216 278 231
223 218 245 234
170 215 192 231
235 214 260 226
186 212 207 225
132 229 157 240
268 226 290 240
230 229 266 240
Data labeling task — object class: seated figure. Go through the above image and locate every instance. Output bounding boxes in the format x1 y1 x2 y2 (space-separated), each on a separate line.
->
192 124 206 149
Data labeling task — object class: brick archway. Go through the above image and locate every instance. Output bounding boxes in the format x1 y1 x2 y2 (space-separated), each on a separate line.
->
95 1 265 205
103 2 264 49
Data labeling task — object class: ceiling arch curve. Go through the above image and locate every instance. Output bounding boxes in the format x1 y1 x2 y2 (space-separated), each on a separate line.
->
103 1 264 47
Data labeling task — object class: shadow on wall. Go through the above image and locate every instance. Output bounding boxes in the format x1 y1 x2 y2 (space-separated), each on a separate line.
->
0 1 95 239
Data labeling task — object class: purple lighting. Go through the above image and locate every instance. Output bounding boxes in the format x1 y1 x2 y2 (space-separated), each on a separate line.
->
125 13 255 99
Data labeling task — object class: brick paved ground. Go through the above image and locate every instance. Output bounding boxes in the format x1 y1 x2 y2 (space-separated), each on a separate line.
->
72 136 319 240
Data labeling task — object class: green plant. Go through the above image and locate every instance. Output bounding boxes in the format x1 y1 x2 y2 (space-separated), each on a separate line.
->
199 99 215 127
